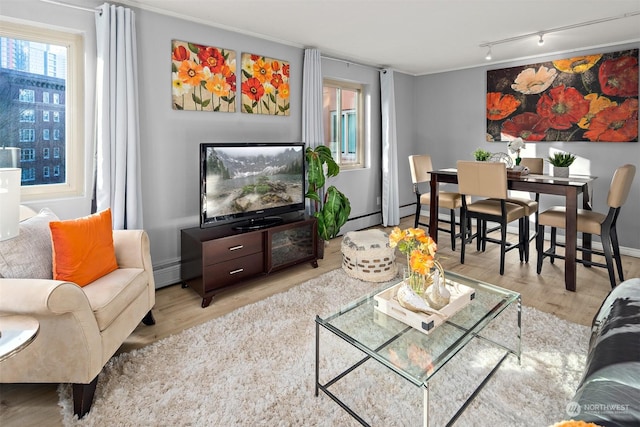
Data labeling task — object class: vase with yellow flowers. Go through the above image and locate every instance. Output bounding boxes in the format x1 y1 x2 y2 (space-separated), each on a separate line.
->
389 227 450 310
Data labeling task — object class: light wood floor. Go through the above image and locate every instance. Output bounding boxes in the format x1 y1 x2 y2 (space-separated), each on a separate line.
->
2 216 639 426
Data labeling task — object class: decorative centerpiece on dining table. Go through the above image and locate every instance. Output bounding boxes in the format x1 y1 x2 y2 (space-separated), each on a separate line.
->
389 227 450 312
547 151 576 178
507 137 526 167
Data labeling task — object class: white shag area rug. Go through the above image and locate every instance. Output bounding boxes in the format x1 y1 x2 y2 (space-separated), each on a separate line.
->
59 269 590 426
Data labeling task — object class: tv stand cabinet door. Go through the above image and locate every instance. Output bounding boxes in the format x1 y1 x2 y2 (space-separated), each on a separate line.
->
266 218 318 272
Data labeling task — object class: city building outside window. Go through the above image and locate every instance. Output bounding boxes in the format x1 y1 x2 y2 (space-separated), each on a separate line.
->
19 128 35 142
43 147 49 159
22 167 36 182
323 79 365 169
0 21 84 200
43 166 49 178
18 88 34 102
21 148 35 161
20 109 35 122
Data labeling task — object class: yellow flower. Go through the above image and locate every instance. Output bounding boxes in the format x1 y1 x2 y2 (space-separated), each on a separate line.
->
178 60 204 86
172 72 191 96
252 58 273 83
410 250 434 275
511 66 557 95
278 83 290 99
577 93 618 129
390 227 440 278
205 74 231 97
553 55 602 74
389 226 404 247
549 420 602 427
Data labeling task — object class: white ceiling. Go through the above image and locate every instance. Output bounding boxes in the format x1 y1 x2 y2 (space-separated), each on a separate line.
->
123 0 640 75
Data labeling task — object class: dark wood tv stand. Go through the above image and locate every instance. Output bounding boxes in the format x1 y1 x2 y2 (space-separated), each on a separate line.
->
180 212 318 308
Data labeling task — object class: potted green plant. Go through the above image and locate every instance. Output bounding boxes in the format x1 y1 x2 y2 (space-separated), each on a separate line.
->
305 145 351 247
547 152 576 178
473 148 492 161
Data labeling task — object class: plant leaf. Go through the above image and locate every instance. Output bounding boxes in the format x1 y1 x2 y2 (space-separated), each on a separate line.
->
187 43 199 54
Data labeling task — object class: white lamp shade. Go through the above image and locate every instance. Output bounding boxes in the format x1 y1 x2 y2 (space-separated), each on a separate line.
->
0 168 21 241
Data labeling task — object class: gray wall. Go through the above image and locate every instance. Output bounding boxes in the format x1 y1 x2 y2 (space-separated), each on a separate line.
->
405 43 640 252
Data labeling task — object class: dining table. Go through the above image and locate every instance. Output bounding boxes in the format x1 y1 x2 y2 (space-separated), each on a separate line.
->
428 168 596 292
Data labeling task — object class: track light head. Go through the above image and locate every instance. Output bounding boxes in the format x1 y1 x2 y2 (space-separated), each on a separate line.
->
485 46 492 61
538 34 545 46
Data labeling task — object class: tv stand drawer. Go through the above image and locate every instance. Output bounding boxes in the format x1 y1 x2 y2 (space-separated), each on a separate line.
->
204 252 264 289
203 233 263 264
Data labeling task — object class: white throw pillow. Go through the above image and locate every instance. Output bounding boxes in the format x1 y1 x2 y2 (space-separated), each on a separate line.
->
0 208 58 279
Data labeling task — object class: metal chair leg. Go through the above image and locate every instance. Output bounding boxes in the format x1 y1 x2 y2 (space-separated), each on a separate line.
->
600 227 617 288
610 226 625 282
449 209 456 251
460 210 467 265
536 224 544 274
549 227 557 264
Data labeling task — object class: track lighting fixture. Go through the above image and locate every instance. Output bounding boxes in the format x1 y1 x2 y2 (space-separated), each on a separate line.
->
485 46 492 61
478 11 640 59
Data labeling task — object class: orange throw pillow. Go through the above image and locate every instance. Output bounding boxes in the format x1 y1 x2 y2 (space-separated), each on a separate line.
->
49 208 118 287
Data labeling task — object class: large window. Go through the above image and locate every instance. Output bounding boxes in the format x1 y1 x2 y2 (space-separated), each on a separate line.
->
20 109 35 122
323 79 364 168
0 21 84 200
19 128 35 142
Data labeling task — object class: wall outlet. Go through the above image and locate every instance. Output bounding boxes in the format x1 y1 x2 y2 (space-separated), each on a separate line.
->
376 196 381 205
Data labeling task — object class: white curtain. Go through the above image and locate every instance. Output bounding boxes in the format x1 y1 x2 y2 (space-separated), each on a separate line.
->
302 48 324 214
302 49 324 149
380 69 400 226
94 3 143 229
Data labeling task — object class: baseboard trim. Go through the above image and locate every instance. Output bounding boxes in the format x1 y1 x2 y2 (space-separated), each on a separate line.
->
153 260 181 289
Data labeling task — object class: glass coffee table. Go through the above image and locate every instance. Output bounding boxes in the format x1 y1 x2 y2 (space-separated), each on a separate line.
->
315 270 521 426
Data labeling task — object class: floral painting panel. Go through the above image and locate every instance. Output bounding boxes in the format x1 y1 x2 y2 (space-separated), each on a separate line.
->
171 40 236 112
486 49 638 143
241 53 290 115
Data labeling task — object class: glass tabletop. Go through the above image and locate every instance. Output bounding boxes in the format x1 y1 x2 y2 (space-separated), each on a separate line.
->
316 271 520 386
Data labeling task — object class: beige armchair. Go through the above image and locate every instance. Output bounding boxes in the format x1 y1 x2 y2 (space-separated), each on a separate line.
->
0 208 156 418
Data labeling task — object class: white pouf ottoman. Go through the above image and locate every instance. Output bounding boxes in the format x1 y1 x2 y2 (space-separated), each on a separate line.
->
341 229 397 282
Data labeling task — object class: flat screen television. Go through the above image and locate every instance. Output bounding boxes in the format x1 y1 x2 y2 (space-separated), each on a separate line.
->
200 142 306 230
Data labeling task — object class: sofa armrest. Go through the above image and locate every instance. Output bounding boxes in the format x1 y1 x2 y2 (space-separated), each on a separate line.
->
0 278 93 315
112 229 156 302
0 278 103 384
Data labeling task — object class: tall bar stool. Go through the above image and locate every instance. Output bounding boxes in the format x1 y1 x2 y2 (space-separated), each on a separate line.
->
408 155 468 250
536 164 636 289
457 161 527 275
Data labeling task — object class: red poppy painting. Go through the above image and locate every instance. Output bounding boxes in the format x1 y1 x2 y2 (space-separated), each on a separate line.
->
171 40 236 112
241 53 290 115
486 49 638 142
